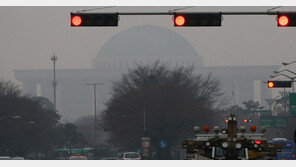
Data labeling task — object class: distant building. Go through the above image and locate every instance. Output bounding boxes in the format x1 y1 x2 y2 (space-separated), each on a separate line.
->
14 25 279 121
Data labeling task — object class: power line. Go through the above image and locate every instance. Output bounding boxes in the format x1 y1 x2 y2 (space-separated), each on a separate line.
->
168 6 195 14
76 6 116 13
267 6 282 12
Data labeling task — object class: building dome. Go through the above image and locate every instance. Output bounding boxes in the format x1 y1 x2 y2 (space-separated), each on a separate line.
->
92 25 202 69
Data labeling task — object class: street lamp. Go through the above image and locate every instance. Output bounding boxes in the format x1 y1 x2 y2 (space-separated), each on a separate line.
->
270 74 296 93
86 82 103 148
51 53 58 110
282 61 296 66
28 121 35 124
273 69 296 76
12 115 21 119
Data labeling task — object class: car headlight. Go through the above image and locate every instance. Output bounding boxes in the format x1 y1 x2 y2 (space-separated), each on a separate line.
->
235 143 242 149
222 142 229 148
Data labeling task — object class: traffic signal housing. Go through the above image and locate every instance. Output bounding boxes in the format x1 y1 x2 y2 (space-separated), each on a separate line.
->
174 13 222 27
278 13 296 27
71 13 119 27
244 119 252 123
267 81 292 88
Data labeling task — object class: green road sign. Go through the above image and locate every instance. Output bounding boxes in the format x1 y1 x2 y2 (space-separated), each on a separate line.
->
290 93 296 115
259 110 272 116
260 116 287 128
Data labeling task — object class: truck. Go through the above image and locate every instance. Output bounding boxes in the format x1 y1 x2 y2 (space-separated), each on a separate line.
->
182 114 281 160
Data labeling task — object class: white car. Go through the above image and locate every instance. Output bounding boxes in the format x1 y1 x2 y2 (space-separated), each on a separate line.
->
12 157 25 160
0 156 11 160
69 155 87 160
122 152 141 160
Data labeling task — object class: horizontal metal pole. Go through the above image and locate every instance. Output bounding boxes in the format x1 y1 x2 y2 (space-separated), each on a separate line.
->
73 11 296 16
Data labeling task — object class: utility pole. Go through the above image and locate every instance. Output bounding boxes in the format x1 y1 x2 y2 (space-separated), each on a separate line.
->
143 107 146 132
232 83 236 106
86 83 103 148
51 53 57 109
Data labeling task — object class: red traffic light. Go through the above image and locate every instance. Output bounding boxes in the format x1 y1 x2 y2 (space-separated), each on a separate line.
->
254 140 261 144
70 13 118 27
71 15 82 26
278 15 289 26
174 15 186 26
244 119 247 123
174 13 221 27
267 80 291 88
203 126 210 132
225 119 229 123
268 81 274 88
250 126 256 132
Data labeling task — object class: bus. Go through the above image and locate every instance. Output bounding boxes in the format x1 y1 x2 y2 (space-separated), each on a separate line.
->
54 148 95 160
271 138 296 160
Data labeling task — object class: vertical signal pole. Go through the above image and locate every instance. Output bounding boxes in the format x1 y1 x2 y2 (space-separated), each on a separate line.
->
51 54 57 110
143 107 146 132
86 83 103 148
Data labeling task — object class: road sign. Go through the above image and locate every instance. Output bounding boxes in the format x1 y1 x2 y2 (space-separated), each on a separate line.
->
137 148 142 154
141 137 150 158
160 140 167 149
290 93 296 115
259 110 272 116
260 116 287 128
142 148 149 157
141 137 150 140
142 140 150 148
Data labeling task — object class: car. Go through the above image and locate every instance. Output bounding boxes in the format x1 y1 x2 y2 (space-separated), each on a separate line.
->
122 152 141 160
12 157 25 160
0 156 11 160
69 155 87 160
103 157 118 160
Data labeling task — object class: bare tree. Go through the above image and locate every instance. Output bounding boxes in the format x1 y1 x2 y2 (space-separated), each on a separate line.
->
99 62 225 158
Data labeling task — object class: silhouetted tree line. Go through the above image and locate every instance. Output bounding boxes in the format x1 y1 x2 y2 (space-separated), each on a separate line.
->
0 79 86 159
99 62 226 159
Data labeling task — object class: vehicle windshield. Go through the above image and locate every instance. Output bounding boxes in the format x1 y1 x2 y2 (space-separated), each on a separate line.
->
124 153 139 158
69 156 87 160
273 141 293 150
215 147 245 158
0 157 11 160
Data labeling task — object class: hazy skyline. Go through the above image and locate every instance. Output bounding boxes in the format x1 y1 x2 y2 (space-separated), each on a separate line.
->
1 6 296 82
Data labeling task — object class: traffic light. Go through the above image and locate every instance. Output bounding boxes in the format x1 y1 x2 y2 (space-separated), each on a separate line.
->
174 13 222 27
267 81 292 88
294 129 296 143
244 119 252 123
277 13 296 27
71 13 119 27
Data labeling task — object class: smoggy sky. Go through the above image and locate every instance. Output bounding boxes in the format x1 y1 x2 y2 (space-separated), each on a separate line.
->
1 6 296 81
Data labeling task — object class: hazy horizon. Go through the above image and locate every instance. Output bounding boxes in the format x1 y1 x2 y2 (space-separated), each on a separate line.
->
1 6 296 83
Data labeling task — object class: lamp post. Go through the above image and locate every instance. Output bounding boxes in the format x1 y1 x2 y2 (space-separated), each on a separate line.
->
86 82 103 148
273 69 296 76
282 61 296 66
0 115 21 121
51 54 57 110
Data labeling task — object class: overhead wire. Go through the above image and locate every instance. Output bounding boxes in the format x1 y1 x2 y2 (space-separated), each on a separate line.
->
267 6 282 12
76 6 117 13
168 6 195 14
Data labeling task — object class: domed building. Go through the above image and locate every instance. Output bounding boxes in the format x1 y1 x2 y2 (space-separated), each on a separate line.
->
92 25 203 70
14 25 279 122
